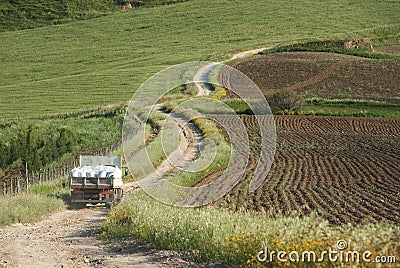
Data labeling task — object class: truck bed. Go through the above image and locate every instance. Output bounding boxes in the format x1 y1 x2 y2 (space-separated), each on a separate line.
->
70 177 120 189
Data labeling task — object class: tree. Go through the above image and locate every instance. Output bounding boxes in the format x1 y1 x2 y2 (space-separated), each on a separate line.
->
0 142 10 168
41 139 56 165
57 127 76 156
24 125 40 170
9 134 23 165
1 125 78 173
266 89 304 113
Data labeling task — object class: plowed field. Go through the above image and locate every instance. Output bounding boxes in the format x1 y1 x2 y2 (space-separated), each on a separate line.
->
231 52 400 104
211 115 400 224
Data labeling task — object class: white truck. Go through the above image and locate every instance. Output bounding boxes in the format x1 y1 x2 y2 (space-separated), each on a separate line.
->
69 155 124 209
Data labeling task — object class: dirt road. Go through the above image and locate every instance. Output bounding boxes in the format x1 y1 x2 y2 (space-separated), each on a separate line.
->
0 97 204 268
0 203 192 268
0 108 200 268
193 47 268 95
0 48 268 268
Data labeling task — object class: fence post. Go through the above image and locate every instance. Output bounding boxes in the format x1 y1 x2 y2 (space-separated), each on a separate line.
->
10 179 13 195
25 162 29 191
17 177 20 193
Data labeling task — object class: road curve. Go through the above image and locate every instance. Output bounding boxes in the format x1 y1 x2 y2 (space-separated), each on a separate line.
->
0 47 269 268
194 48 268 95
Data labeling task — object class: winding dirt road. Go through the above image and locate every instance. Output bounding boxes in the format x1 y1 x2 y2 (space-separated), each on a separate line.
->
0 48 267 268
0 79 206 268
0 109 201 267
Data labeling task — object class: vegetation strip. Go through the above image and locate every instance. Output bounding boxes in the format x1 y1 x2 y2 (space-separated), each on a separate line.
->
103 192 400 266
0 178 68 227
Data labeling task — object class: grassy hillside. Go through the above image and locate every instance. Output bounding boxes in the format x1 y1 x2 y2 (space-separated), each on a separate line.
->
0 0 189 32
0 0 118 32
0 0 399 119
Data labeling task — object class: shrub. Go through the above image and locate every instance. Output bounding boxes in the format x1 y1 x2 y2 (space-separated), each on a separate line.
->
266 89 304 113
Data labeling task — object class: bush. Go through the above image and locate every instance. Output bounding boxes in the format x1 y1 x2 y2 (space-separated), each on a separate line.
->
0 193 65 226
266 89 304 113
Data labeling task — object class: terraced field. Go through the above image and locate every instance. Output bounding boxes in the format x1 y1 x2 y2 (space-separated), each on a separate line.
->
212 115 400 224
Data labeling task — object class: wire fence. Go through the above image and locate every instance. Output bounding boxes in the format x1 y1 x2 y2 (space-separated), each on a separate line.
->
0 141 122 196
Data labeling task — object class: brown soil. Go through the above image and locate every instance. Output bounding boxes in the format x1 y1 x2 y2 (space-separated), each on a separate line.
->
209 115 400 225
230 52 400 104
375 45 400 54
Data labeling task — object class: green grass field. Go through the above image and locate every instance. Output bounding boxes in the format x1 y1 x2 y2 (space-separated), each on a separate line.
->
0 0 119 32
0 0 189 32
1 0 399 119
